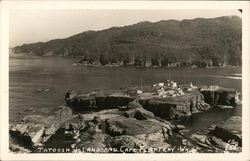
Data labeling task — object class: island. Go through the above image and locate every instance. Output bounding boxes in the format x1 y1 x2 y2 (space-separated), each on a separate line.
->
10 81 241 153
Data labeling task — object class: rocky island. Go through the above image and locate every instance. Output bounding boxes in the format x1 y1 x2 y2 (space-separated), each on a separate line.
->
9 81 241 153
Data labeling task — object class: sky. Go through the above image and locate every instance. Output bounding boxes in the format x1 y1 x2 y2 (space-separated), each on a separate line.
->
9 9 241 47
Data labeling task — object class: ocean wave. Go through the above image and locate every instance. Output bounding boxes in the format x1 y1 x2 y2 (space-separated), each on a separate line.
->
208 75 242 80
233 73 242 76
224 76 242 80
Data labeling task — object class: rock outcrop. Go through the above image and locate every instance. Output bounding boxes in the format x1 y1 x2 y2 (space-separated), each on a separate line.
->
110 135 147 150
65 88 211 119
201 87 240 106
212 116 242 146
123 107 155 120
105 119 126 136
139 92 210 119
9 106 72 148
123 101 155 120
43 108 177 152
65 90 134 113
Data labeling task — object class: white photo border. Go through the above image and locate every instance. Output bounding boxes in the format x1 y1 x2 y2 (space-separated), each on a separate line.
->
1 1 249 161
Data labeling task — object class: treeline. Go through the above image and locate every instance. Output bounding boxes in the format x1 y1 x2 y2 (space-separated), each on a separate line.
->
77 47 241 68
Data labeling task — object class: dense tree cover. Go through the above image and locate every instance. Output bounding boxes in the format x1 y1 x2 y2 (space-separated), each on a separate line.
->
13 16 242 67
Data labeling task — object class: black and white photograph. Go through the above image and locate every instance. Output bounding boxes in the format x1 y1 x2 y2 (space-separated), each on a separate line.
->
0 1 250 161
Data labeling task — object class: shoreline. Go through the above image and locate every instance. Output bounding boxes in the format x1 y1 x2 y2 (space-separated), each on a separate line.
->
9 53 241 69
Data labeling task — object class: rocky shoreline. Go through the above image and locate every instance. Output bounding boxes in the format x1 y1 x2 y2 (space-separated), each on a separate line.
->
74 61 240 69
9 82 241 153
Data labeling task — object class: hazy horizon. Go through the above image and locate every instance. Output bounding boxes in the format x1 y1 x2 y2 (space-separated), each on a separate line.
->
10 9 241 47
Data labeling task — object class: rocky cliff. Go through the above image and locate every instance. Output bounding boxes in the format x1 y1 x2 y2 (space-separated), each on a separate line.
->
65 87 212 119
9 106 72 149
201 87 240 106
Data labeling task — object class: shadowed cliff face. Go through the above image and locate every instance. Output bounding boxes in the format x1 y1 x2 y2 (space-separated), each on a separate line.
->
201 88 240 106
12 16 242 67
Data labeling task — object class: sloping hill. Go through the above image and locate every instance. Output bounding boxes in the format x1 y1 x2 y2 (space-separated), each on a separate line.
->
13 16 242 67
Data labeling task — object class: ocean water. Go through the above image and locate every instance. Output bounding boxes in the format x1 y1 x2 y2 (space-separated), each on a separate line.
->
9 56 242 125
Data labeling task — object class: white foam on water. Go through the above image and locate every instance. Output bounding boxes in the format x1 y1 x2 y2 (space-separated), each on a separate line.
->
208 75 242 80
224 76 242 80
233 73 242 76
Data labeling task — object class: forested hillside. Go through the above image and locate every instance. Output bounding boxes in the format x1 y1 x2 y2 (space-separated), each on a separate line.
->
13 16 242 67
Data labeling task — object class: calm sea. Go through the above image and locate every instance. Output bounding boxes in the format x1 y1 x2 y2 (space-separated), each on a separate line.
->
9 56 242 127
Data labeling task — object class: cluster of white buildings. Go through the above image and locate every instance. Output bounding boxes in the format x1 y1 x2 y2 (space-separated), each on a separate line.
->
152 80 185 98
135 80 200 98
200 85 219 91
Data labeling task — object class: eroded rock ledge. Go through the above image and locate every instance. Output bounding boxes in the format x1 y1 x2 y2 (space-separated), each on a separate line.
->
200 87 240 106
64 84 240 119
212 116 242 147
10 106 72 149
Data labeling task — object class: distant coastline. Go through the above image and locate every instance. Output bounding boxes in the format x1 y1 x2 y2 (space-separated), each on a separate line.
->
9 52 242 69
12 16 242 68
